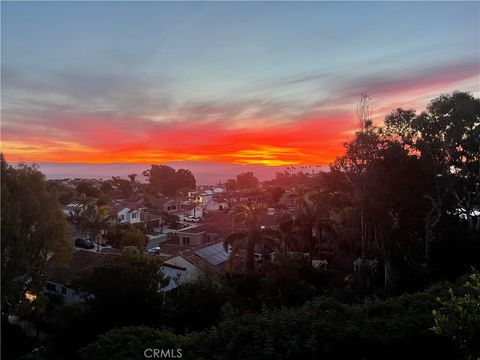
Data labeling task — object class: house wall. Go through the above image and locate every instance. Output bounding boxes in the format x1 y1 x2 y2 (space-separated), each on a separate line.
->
205 201 227 212
162 200 179 213
129 210 142 224
117 208 131 223
46 280 82 304
196 194 213 204
160 266 187 291
185 206 203 219
164 256 203 283
176 231 206 245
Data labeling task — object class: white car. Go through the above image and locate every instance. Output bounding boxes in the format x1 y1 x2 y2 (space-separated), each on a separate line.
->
184 216 200 222
147 247 161 254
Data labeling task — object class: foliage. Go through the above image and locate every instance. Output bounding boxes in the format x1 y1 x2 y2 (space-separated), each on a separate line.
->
1 155 69 315
111 177 134 198
224 205 281 273
74 251 169 323
120 228 146 250
143 165 195 196
267 186 285 205
96 194 111 207
76 181 101 198
225 178 238 191
79 326 183 360
47 251 169 357
263 170 319 189
329 92 480 291
236 171 260 189
432 271 480 359
163 278 227 333
46 181 76 205
80 282 457 360
78 204 111 251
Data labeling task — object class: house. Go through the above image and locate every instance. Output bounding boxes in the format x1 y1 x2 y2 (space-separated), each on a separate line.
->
204 199 228 212
153 243 193 257
164 239 245 279
160 263 190 291
174 225 218 246
62 203 86 216
44 250 119 303
193 192 214 205
117 207 147 224
184 205 203 219
45 248 186 299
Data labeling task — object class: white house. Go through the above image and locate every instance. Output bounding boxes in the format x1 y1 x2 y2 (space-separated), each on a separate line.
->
194 193 214 205
117 207 146 224
204 199 228 212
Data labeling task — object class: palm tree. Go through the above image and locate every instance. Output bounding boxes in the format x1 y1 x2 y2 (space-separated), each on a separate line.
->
310 191 338 258
277 213 296 253
80 204 111 251
289 187 315 259
223 205 281 274
128 173 137 183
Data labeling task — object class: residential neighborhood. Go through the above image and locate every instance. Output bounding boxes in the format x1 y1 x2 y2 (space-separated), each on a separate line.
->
2 1 479 359
42 166 340 306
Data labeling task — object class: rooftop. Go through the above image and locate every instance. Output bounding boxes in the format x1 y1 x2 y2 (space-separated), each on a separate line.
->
44 250 119 285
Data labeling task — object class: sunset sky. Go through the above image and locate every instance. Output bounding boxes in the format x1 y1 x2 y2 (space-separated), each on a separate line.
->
2 2 479 167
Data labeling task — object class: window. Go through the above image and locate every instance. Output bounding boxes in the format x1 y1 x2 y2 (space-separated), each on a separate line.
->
61 286 67 295
132 212 138 219
182 237 190 245
46 283 56 292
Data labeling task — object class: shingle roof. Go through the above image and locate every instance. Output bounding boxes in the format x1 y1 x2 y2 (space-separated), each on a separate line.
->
157 243 193 256
44 250 118 285
178 240 245 276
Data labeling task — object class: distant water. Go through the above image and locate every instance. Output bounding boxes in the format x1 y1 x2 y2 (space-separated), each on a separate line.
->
11 162 328 185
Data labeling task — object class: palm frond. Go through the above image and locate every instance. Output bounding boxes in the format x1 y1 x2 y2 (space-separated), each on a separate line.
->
261 236 281 250
223 230 247 251
261 228 282 239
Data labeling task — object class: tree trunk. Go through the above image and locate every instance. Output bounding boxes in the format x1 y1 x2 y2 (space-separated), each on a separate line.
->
245 237 255 274
317 223 322 259
384 259 392 291
360 201 366 261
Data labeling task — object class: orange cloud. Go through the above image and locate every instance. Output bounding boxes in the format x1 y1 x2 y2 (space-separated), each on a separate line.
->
2 111 356 166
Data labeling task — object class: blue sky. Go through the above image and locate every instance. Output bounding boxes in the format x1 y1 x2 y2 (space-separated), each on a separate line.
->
1 1 479 165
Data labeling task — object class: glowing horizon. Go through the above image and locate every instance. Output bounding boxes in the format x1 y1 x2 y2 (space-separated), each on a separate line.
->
2 2 479 166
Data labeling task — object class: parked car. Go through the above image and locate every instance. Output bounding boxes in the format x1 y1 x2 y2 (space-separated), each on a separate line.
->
184 216 200 223
147 246 161 254
75 238 95 249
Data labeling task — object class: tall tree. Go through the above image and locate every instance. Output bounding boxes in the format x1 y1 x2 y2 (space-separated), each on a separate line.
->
111 176 133 199
143 165 195 196
224 205 281 274
386 92 480 261
80 204 111 252
1 156 69 315
236 172 259 190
